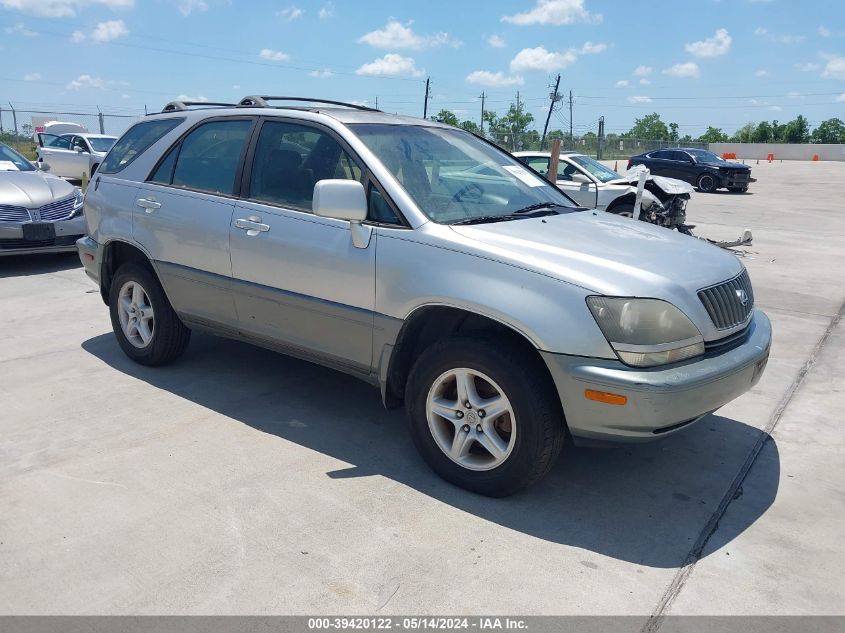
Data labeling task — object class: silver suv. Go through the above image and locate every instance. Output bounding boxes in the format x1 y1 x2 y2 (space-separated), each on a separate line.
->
77 96 771 496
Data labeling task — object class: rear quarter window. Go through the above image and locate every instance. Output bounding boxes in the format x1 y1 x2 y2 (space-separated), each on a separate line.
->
99 118 184 174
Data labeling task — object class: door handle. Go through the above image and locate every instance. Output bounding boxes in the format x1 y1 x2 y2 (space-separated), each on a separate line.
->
234 217 270 236
136 197 162 212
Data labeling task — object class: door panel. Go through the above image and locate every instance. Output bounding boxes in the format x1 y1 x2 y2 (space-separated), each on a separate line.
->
230 200 376 371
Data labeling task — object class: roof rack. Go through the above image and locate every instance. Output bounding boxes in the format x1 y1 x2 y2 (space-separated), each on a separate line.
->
238 95 380 112
161 101 239 113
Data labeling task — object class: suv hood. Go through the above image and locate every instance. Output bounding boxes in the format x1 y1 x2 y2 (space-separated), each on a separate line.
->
449 211 742 298
0 170 77 208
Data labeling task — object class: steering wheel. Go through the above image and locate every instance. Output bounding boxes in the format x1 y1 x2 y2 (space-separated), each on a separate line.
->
451 182 484 202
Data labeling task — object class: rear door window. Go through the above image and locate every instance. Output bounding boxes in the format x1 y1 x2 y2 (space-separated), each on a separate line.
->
99 118 184 174
168 120 253 196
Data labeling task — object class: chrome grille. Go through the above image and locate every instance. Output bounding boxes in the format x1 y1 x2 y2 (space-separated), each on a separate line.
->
38 196 76 221
0 204 31 222
698 269 755 330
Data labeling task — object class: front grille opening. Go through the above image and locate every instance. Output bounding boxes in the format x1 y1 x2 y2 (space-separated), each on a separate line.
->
698 269 754 329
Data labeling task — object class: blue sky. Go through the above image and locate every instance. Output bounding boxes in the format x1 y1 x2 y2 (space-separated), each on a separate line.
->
1 0 844 137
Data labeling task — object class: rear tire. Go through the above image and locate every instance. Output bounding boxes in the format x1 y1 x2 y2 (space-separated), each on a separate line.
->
405 336 565 497
697 173 719 193
108 263 190 366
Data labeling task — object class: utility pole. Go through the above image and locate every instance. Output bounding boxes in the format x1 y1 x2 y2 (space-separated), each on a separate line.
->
597 115 605 160
541 74 562 150
375 96 378 110
9 102 18 138
479 92 486 135
568 90 574 150
0 105 4 134
423 77 430 119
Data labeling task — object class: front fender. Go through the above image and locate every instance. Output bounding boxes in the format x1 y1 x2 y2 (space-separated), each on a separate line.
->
374 228 615 359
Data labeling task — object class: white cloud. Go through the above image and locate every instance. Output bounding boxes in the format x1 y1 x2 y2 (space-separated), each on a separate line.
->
259 48 289 61
578 41 607 54
755 69 768 77
121 93 129 98
628 95 652 104
510 46 577 71
614 79 629 87
633 65 652 77
318 3 334 18
70 30 85 42
794 62 820 72
787 91 803 99
4 23 37 36
358 19 458 49
466 70 524 87
502 0 602 26
66 74 106 90
278 6 303 21
178 0 207 16
640 78 650 85
91 19 128 42
487 34 506 48
822 55 845 80
176 94 208 102
662 62 700 78
23 72 41 81
769 105 782 111
685 28 731 57
754 27 805 44
355 53 424 77
836 93 845 103
818 26 831 37
232 84 240 89
0 0 133 18
308 68 333 78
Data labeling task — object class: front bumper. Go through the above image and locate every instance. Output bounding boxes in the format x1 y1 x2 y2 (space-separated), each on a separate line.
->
541 310 772 442
722 171 755 188
76 235 101 285
0 216 87 256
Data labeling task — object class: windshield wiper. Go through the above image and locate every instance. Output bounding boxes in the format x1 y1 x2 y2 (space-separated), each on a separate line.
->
512 202 563 214
451 207 561 226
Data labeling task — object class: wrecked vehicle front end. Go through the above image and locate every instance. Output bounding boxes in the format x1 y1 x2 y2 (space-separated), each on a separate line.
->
622 167 695 234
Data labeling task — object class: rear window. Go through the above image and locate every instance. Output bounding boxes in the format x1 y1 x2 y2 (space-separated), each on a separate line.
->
99 118 184 174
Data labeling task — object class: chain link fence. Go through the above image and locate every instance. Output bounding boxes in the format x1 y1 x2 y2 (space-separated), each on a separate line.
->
0 106 141 159
485 132 709 160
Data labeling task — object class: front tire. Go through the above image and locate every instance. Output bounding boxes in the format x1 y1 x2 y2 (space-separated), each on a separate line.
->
405 337 565 497
728 186 748 193
108 263 190 366
697 172 719 193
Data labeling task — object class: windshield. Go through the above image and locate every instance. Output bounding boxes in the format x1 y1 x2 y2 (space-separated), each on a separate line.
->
687 149 724 163
0 144 35 171
569 155 622 183
349 124 579 224
88 137 117 152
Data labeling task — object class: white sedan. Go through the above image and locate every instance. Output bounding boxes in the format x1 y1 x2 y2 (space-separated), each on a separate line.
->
36 133 117 181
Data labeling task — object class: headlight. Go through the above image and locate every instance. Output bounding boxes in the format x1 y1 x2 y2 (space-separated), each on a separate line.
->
71 189 84 217
586 297 704 367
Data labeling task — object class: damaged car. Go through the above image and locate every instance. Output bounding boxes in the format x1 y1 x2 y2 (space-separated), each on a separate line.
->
627 148 755 193
514 151 694 233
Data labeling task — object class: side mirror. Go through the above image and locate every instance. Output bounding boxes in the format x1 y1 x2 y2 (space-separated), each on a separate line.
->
313 179 371 248
38 161 51 172
571 172 591 184
75 147 86 153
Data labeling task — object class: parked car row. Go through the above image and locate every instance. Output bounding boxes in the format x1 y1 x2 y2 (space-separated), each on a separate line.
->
63 97 770 497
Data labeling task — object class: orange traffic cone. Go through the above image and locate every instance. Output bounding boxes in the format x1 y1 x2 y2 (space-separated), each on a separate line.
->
812 154 820 161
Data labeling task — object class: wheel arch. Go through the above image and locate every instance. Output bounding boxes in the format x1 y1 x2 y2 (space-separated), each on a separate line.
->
99 239 159 305
605 192 637 213
381 304 557 410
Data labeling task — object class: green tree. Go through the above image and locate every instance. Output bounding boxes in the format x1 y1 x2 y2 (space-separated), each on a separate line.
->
433 109 459 126
697 127 729 143
669 122 679 143
811 117 845 143
732 122 756 143
624 113 670 140
459 120 481 134
486 102 535 150
783 115 810 143
752 121 774 143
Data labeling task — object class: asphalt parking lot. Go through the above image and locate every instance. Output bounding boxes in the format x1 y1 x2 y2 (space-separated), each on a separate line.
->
1 160 843 620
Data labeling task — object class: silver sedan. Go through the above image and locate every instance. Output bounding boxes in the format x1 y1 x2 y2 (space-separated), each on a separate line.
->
0 143 87 256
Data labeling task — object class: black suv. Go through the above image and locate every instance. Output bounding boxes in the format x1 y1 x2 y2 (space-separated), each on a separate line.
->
627 148 755 193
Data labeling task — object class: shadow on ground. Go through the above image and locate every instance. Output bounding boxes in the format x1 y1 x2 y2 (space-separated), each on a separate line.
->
82 331 779 569
0 252 80 278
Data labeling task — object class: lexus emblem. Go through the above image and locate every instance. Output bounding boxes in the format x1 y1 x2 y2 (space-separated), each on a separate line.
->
736 289 749 306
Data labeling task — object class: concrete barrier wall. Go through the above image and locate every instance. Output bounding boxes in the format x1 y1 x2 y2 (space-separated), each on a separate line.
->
709 143 845 161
